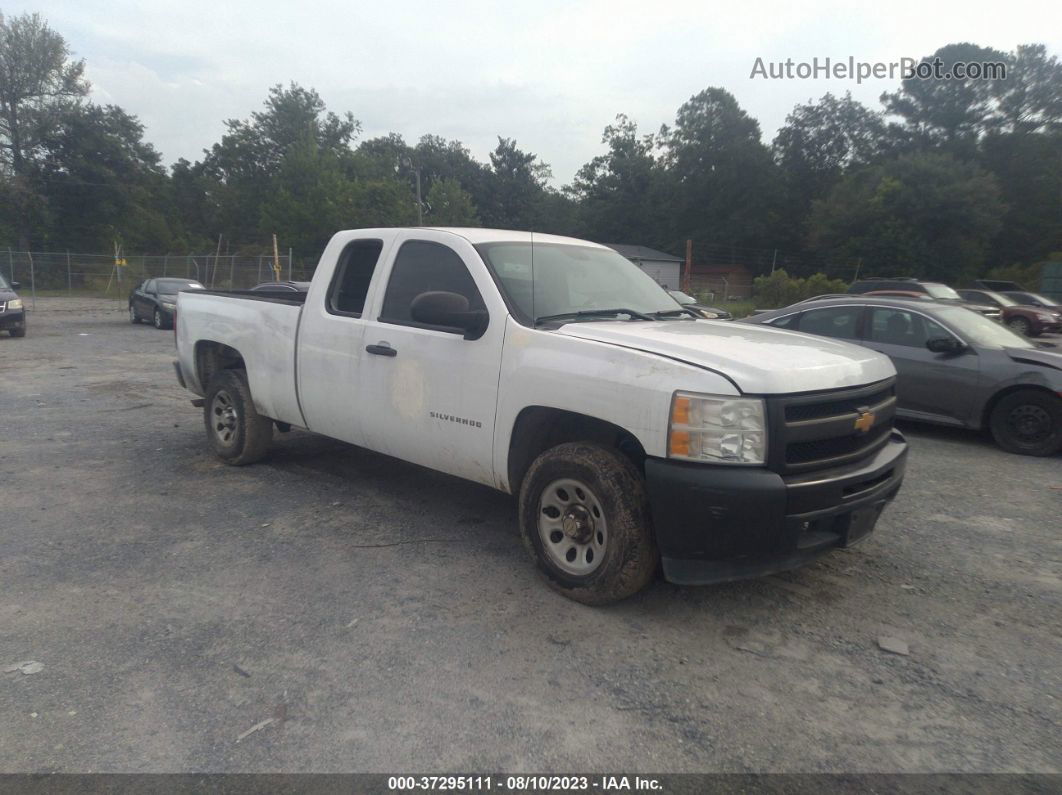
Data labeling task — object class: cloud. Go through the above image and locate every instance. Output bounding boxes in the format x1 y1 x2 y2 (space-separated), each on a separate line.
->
10 0 1061 183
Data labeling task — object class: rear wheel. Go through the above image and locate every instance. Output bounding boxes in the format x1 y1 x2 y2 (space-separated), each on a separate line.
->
1006 316 1031 337
203 370 273 465
989 389 1062 456
518 442 657 605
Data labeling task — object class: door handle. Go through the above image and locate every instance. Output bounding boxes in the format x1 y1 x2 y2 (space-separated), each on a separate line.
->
366 343 397 357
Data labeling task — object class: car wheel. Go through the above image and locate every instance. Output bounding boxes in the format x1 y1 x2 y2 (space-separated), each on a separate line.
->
989 389 1062 456
518 442 657 605
129 304 139 324
153 308 172 330
9 322 26 338
203 370 273 466
1006 317 1031 336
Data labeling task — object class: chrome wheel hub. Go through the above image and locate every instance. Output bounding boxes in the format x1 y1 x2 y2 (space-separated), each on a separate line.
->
211 390 239 445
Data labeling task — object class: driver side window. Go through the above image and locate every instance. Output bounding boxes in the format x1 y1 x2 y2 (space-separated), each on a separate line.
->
380 241 484 326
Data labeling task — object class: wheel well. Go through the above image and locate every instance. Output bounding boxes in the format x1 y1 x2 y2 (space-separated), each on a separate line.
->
981 384 1061 429
195 341 246 388
507 407 647 494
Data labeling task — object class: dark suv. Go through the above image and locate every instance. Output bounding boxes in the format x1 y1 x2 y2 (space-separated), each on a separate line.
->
957 288 1062 337
0 273 26 337
848 278 1001 321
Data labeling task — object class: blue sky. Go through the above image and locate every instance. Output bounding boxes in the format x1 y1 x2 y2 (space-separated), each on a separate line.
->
13 0 1062 183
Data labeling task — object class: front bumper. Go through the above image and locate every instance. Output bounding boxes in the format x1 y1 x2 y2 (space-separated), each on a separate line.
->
0 308 26 329
645 431 907 585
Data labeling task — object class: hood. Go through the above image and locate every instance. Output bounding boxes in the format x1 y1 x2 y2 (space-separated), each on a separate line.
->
557 320 896 394
1005 346 1062 371
0 289 17 301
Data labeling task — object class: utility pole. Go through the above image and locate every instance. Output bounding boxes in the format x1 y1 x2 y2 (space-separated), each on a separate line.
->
399 156 423 225
770 248 778 274
272 234 282 281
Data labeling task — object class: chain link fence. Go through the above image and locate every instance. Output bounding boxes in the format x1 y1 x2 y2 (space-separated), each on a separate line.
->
0 249 306 308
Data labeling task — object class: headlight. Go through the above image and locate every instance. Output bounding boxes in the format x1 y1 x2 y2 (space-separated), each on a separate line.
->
7 298 22 309
699 311 719 319
1036 312 1054 321
668 392 767 465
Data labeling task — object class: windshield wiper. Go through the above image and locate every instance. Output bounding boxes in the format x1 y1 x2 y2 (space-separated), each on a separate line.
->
650 308 700 319
535 308 656 325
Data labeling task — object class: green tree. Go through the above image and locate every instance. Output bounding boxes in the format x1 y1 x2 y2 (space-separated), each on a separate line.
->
572 114 669 246
880 43 1007 152
809 152 1005 283
0 11 88 247
992 44 1062 134
425 178 479 226
480 137 552 229
661 88 780 258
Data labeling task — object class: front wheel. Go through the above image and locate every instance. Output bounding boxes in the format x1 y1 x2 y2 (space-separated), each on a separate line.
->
9 322 26 338
989 389 1062 456
129 304 139 324
1006 317 1031 337
203 370 273 465
153 308 170 330
518 442 657 605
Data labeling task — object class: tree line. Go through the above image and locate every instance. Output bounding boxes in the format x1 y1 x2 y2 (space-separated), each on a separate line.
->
2 12 1060 284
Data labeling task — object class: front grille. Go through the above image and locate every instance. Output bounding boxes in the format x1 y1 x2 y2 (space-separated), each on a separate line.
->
767 379 897 474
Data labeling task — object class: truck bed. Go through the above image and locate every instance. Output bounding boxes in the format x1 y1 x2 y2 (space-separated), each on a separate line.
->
176 290 306 426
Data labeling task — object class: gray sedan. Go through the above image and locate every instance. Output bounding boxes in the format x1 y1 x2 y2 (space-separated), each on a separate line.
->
741 296 1062 456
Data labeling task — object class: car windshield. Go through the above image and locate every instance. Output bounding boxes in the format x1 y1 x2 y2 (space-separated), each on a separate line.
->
922 283 963 300
0 273 10 290
934 305 1035 349
158 281 203 295
476 242 681 323
1014 292 1058 307
983 291 1019 307
668 290 697 305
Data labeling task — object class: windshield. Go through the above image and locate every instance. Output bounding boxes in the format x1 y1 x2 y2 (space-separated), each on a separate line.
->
668 290 697 305
983 291 1018 307
935 305 1035 349
476 242 681 323
0 273 10 290
1014 292 1058 307
158 281 203 295
923 283 963 300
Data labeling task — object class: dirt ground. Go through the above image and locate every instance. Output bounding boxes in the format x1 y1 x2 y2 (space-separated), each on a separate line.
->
1 297 1059 774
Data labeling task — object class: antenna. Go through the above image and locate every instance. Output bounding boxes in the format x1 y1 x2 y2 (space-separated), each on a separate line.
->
530 229 535 325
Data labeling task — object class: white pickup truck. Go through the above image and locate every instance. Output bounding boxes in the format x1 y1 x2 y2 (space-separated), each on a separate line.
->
174 227 907 603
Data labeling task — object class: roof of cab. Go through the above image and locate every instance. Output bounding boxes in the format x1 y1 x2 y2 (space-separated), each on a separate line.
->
350 227 611 248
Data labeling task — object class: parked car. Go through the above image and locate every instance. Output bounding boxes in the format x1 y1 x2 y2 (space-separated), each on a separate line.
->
250 280 311 293
0 272 26 337
129 278 204 329
1002 291 1062 314
957 289 1062 337
863 290 935 301
173 227 908 603
666 289 733 319
848 278 1002 321
742 296 1062 456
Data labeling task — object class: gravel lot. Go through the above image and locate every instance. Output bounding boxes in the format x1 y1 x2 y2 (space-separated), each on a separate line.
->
1 297 1060 774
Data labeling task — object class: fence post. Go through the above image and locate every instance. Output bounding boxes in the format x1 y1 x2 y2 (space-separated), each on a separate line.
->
27 251 37 309
228 255 235 289
288 248 293 280
257 255 262 285
7 247 12 283
163 254 169 277
67 250 72 295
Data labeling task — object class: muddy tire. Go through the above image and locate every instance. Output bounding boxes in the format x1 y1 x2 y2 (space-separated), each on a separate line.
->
518 442 657 605
989 389 1062 456
203 370 273 465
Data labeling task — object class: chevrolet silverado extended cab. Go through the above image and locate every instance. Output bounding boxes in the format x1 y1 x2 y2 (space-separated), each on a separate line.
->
174 228 908 604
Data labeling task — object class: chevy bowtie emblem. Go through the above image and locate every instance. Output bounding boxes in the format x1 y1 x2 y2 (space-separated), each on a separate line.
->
854 409 875 433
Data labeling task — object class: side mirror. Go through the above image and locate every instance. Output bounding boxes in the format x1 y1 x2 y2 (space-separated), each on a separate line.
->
926 336 965 355
10 281 20 290
410 291 488 340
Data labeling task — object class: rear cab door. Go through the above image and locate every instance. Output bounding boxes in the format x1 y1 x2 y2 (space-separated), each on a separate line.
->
296 231 397 446
358 230 507 487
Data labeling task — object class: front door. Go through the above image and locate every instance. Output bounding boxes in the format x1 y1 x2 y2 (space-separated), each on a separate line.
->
863 306 980 425
359 232 505 487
